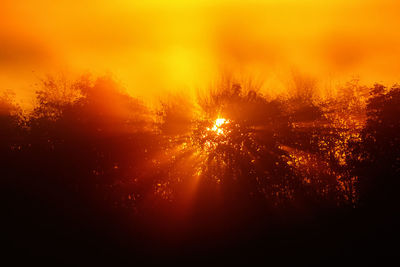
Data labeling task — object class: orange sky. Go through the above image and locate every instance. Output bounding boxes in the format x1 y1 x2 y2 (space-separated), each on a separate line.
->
1 0 400 106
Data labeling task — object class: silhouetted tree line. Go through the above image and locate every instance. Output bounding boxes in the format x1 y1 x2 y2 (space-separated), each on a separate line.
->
1 74 399 264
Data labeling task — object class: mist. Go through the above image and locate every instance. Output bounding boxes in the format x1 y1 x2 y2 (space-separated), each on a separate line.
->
1 0 400 106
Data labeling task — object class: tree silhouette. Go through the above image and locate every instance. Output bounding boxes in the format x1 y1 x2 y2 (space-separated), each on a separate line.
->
350 84 400 208
2 74 399 265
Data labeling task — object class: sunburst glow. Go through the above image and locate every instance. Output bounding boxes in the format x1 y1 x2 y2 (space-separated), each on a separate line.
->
2 1 399 263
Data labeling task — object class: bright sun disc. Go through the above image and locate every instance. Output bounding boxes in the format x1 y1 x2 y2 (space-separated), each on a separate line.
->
215 118 226 127
209 118 228 135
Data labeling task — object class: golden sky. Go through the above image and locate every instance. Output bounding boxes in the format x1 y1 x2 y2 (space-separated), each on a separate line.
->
1 0 400 106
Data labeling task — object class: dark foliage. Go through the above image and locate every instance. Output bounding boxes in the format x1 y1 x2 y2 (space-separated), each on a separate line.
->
1 76 398 265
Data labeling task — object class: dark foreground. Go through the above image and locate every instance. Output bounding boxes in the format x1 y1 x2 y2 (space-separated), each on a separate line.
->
2 181 399 266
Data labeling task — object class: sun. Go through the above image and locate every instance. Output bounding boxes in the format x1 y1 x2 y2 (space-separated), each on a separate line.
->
208 117 229 135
